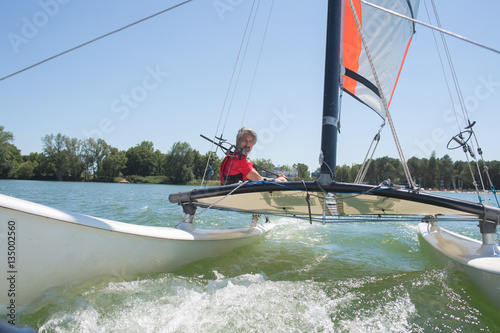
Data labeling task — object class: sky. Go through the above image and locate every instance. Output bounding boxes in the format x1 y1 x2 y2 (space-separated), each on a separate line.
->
1 0 499 172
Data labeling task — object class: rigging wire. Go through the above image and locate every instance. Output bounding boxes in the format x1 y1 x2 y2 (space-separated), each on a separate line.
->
359 0 500 56
240 0 275 126
212 0 259 141
425 0 498 206
422 2 461 131
222 0 263 131
354 128 382 184
430 0 493 204
202 0 275 185
201 0 260 186
0 0 194 82
422 1 479 196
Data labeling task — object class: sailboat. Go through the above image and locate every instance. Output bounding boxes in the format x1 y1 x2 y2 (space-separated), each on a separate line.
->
1 0 499 315
169 0 500 308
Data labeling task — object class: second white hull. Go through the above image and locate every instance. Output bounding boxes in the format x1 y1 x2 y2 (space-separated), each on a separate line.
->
418 222 500 308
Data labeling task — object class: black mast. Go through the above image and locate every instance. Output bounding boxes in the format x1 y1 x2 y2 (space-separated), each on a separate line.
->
318 0 342 185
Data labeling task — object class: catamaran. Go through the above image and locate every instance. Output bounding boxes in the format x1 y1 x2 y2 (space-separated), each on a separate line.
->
1 0 500 314
169 0 500 308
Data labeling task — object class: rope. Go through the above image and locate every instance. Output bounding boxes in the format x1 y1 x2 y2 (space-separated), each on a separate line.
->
347 0 414 188
0 0 194 82
320 159 336 181
302 180 313 224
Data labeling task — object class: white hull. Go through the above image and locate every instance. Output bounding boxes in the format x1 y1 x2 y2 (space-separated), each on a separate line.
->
418 222 500 308
0 194 273 313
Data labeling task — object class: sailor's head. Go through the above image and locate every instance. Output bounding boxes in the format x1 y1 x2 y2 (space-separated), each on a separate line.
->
236 127 257 154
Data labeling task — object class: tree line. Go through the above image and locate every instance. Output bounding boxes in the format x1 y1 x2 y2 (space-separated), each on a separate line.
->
0 126 298 184
334 154 500 191
1 127 214 184
1 125 498 189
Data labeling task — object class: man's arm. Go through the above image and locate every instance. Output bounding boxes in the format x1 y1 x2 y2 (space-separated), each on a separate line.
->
246 169 287 182
246 169 264 181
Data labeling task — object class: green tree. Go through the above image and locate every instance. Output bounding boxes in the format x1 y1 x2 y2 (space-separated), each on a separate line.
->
99 148 127 181
194 152 221 182
82 138 111 180
0 126 13 146
152 149 165 176
253 158 274 177
42 133 69 181
457 162 474 189
280 165 292 171
14 160 34 179
336 164 352 182
368 156 402 184
407 157 421 187
65 137 84 181
428 151 438 189
28 152 51 179
349 164 360 183
164 141 195 184
486 161 500 190
192 149 204 179
125 141 157 177
418 158 429 189
296 163 310 180
0 126 20 178
439 154 454 189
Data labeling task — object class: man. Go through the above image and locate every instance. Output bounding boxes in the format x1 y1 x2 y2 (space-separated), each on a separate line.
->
220 127 287 185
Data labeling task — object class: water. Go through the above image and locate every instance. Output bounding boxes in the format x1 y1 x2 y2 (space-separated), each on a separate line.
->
1 180 500 332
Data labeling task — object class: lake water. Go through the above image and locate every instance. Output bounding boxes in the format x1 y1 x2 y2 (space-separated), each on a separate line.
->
1 180 500 332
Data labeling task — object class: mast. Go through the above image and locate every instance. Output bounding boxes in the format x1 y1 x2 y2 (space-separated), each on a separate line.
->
318 0 342 185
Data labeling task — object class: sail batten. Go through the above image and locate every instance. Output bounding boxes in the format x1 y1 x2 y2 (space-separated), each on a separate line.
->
342 0 419 117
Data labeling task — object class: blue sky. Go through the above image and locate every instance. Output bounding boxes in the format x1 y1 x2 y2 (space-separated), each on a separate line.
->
1 0 499 172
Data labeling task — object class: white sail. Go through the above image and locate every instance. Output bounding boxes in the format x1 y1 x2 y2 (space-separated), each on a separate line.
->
343 0 420 117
